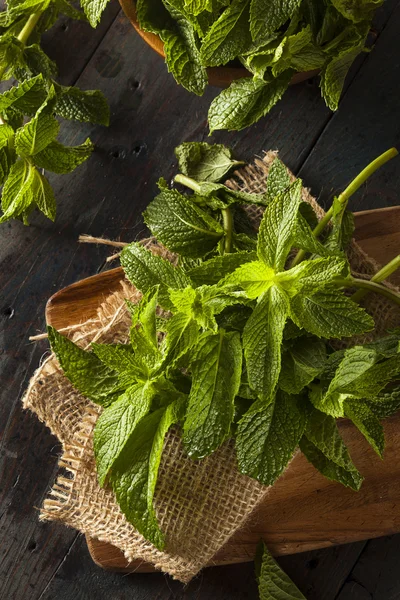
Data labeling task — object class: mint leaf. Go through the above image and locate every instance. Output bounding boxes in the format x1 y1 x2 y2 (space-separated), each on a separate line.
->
344 354 400 399
17 44 57 79
290 288 374 338
143 187 223 258
79 0 109 27
279 337 327 395
236 391 306 485
243 285 289 401
265 156 290 203
183 330 242 458
221 260 275 300
33 138 93 174
367 388 400 419
250 0 302 44
257 179 302 270
200 0 251 67
15 89 59 156
162 311 199 367
300 407 363 490
30 167 56 220
0 124 15 185
161 9 207 96
0 74 47 114
187 251 256 286
321 47 362 111
120 242 190 309
47 326 122 405
183 0 213 15
330 0 383 23
255 541 306 600
208 70 292 132
0 159 35 222
175 141 244 182
94 382 154 486
344 399 384 457
91 342 146 385
54 85 110 125
110 397 185 550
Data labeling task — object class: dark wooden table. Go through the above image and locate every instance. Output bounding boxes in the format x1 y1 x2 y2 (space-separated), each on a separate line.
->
1 2 400 598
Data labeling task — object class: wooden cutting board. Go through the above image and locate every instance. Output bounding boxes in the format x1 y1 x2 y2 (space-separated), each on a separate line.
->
46 206 400 573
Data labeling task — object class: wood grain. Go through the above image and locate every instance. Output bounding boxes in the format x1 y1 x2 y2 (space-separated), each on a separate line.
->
44 206 400 574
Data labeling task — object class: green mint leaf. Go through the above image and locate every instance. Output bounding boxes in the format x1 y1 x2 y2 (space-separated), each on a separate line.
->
54 85 110 125
294 208 337 258
320 47 362 111
325 195 355 252
130 286 159 349
366 387 400 419
325 346 378 397
183 330 242 459
175 141 244 182
187 251 256 286
344 354 400 399
255 541 306 600
0 74 47 114
290 288 374 338
221 260 275 300
94 382 154 486
30 167 56 220
33 138 93 174
17 44 58 79
120 242 190 309
237 391 306 485
330 0 383 23
110 397 186 550
200 0 251 67
143 187 223 258
300 407 363 490
270 26 313 78
0 36 24 81
250 0 302 44
344 399 384 458
290 42 326 72
183 0 213 15
243 285 289 401
136 0 175 34
91 342 146 385
0 124 15 185
265 156 290 203
162 311 199 368
279 337 327 395
79 0 109 27
161 8 207 96
15 89 59 156
257 178 302 271
208 71 292 132
47 326 122 405
277 257 348 295
0 159 35 222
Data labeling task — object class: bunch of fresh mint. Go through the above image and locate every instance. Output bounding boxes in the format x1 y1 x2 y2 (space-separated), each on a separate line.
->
48 142 400 552
0 0 109 224
130 0 383 131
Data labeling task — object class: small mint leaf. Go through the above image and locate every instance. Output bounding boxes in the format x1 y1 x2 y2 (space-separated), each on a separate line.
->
255 541 306 600
175 141 244 183
33 138 93 174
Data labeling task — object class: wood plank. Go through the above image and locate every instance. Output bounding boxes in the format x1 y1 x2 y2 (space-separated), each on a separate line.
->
43 204 400 574
1 3 397 599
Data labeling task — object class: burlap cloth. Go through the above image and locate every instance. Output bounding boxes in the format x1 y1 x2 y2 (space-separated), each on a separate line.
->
22 152 400 583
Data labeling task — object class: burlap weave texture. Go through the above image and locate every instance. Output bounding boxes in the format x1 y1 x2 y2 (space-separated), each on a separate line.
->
23 152 400 583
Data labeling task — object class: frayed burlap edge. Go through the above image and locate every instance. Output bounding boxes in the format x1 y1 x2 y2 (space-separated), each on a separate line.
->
22 151 400 583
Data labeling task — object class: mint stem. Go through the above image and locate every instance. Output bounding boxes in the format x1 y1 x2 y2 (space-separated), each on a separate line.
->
291 147 399 267
18 12 42 44
335 276 400 307
222 207 233 254
174 173 201 193
351 254 400 303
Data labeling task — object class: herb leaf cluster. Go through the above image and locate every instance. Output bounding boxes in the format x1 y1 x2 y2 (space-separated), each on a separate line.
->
130 0 380 130
48 142 400 551
0 0 109 224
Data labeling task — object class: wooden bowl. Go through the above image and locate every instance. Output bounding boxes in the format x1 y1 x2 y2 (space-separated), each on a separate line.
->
118 0 319 88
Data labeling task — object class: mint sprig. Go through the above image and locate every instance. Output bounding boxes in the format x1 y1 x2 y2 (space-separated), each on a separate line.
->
0 0 110 224
48 142 400 552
